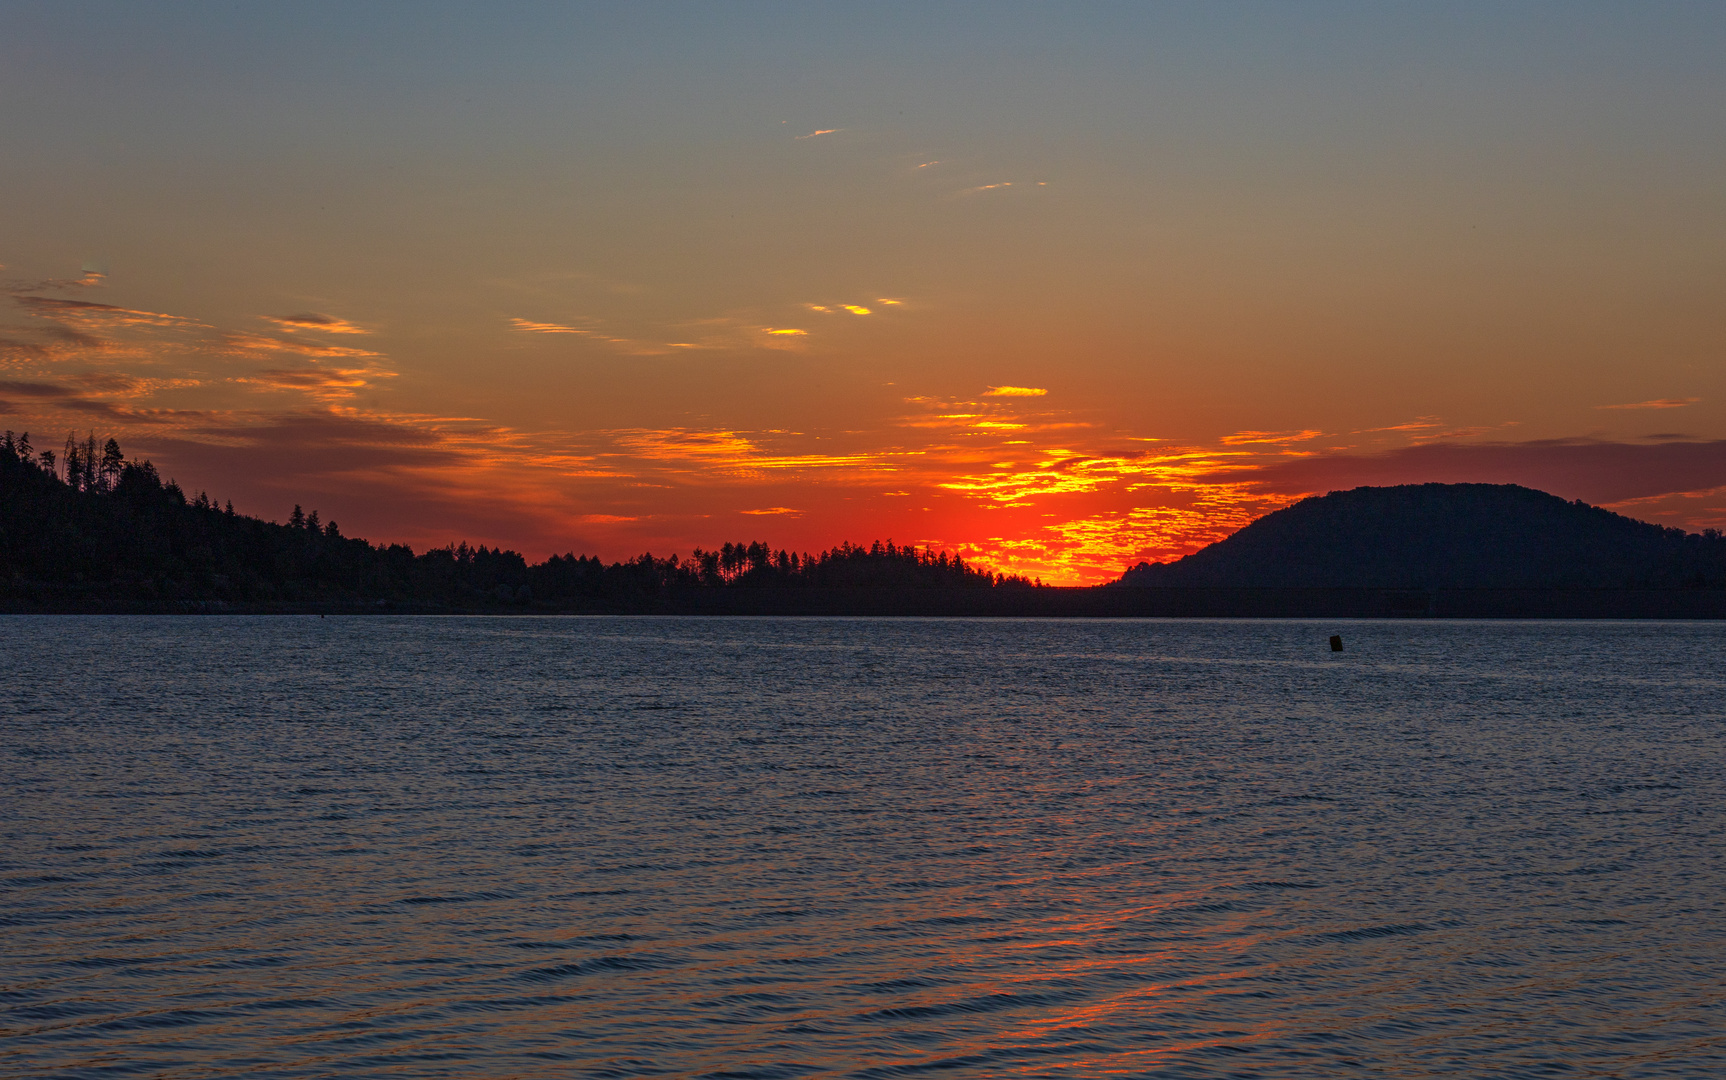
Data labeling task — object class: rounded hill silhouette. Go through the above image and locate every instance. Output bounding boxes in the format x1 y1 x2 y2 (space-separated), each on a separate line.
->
1118 483 1725 589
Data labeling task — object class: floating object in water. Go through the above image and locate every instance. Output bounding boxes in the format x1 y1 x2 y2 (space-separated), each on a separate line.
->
1330 635 1343 652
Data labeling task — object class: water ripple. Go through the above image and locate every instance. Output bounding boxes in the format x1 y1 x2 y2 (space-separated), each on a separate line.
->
2 615 1723 1077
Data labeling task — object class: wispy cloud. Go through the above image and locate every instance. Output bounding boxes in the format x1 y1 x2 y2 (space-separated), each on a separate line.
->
512 313 816 356
0 378 211 423
984 386 1047 397
510 315 693 355
235 367 393 402
1219 429 1324 446
937 446 1256 505
2 289 220 367
796 128 840 139
510 318 589 334
17 295 206 330
1597 397 1699 410
5 270 106 294
1364 416 1443 432
66 372 201 398
3 280 397 414
808 300 901 317
0 336 55 363
609 428 898 476
221 332 382 360
263 313 369 335
1214 437 1726 506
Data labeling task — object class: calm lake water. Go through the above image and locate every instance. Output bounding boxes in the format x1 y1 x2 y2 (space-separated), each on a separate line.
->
2 616 1723 1078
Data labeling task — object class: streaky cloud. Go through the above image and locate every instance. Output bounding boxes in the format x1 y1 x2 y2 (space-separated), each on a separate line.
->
1219 429 1324 446
16 295 205 329
4 270 105 294
1597 397 1699 410
221 332 382 360
510 318 589 333
263 313 369 335
1225 438 1726 506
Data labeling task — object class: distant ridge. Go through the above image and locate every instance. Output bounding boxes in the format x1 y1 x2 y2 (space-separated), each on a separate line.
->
1117 484 1726 589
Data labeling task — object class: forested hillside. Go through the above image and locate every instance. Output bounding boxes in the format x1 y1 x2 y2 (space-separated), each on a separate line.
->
0 432 1034 611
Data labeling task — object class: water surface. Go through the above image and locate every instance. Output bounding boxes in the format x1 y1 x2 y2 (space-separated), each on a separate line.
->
2 616 1723 1077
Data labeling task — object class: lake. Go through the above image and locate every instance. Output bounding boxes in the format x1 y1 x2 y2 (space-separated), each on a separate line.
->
2 616 1723 1077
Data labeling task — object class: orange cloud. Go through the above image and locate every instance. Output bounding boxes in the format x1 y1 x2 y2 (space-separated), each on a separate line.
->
609 427 902 476
17 295 205 330
984 386 1047 397
966 484 1300 583
221 332 383 360
1219 429 1325 446
1597 398 1699 410
0 377 213 425
235 367 392 402
510 318 588 333
263 313 368 334
1365 416 1444 432
2 290 215 366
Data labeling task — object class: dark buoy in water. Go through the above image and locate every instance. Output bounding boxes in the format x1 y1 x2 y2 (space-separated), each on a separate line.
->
1329 634 1343 652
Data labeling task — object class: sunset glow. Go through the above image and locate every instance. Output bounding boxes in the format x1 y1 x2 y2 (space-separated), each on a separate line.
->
4 6 1724 582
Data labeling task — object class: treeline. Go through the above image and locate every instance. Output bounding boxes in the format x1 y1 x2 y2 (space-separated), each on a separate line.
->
0 432 1037 611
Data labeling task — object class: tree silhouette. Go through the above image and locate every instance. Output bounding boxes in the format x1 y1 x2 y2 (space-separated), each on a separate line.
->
100 438 123 491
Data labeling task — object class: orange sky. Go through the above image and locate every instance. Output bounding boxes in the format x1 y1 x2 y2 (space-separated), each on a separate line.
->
4 5 1724 583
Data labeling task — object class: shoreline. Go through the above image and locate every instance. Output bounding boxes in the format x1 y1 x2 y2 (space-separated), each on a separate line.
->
5 586 1726 619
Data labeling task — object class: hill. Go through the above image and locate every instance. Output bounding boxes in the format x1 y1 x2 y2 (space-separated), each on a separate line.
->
1117 484 1726 589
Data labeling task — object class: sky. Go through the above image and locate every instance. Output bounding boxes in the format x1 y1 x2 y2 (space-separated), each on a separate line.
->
3 1 1725 583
